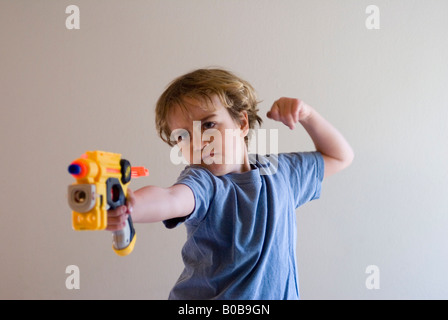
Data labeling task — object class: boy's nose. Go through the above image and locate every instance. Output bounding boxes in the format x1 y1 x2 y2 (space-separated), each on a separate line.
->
191 140 208 165
192 140 209 152
192 123 202 151
192 125 213 152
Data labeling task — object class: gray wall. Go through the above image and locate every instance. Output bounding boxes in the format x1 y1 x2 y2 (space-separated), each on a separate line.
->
1 0 447 299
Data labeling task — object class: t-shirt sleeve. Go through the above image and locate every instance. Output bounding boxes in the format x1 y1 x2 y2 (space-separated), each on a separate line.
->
163 166 215 229
279 151 324 209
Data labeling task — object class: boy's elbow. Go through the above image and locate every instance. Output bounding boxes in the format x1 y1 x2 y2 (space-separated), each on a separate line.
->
344 148 355 169
340 147 354 172
168 184 195 218
322 148 354 178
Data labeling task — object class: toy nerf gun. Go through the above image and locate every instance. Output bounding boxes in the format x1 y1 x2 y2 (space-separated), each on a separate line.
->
67 151 148 256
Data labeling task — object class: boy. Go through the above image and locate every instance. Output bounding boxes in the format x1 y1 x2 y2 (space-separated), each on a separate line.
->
107 68 354 299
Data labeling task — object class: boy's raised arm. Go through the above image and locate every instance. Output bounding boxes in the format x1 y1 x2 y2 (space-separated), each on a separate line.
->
299 107 354 178
267 97 354 178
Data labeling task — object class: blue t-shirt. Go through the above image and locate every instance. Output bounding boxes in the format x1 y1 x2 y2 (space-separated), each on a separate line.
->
163 152 324 300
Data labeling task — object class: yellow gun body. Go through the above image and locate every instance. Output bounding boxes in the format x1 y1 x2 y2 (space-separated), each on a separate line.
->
68 150 148 256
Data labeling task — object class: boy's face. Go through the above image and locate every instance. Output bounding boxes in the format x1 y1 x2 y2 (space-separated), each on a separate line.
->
168 95 251 176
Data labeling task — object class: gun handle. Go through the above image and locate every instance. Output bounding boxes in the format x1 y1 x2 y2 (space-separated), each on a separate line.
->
112 215 137 256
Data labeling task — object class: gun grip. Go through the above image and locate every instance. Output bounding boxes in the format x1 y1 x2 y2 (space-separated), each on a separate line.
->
106 177 136 256
112 215 136 256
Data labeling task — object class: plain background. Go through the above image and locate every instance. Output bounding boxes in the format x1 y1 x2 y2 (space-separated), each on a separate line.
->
1 0 447 299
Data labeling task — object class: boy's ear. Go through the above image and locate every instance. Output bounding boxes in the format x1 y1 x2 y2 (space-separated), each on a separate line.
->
239 111 250 137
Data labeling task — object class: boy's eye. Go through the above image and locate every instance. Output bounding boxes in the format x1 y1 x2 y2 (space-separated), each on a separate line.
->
203 122 216 130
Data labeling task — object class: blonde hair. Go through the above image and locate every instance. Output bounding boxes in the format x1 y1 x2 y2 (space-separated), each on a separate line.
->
155 68 262 147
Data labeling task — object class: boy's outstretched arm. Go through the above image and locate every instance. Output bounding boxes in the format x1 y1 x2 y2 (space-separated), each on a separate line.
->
267 97 354 178
106 185 194 231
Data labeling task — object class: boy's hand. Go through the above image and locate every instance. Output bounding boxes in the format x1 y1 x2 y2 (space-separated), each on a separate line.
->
106 188 136 231
266 97 312 130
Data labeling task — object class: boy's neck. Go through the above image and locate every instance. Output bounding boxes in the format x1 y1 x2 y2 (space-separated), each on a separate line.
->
229 146 252 175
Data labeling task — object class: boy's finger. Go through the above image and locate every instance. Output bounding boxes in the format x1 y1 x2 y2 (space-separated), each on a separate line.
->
285 115 296 130
267 104 280 120
106 223 125 232
106 212 128 231
292 101 300 123
126 189 136 214
107 215 126 225
108 205 127 217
